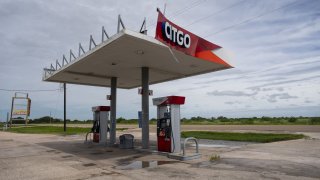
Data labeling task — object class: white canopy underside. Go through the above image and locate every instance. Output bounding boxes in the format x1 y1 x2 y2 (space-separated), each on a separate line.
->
43 29 230 89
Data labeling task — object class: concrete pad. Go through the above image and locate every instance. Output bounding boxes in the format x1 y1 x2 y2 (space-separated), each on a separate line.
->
1 129 320 180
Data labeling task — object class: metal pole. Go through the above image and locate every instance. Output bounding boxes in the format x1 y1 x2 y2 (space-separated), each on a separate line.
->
117 15 121 33
6 112 9 124
25 113 28 126
6 112 9 130
110 77 117 145
10 97 14 127
141 67 149 149
63 83 66 132
25 95 29 126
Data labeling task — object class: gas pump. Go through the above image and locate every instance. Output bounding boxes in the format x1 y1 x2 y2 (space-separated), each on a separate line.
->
91 106 110 144
153 96 185 153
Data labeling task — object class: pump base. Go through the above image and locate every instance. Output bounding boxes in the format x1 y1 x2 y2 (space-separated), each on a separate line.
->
93 133 100 143
167 153 201 161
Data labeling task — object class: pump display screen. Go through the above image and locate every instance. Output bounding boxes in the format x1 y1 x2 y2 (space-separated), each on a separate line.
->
160 121 166 128
159 119 170 128
157 118 171 138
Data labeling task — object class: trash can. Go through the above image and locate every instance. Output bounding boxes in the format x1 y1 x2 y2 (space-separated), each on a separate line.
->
119 134 134 149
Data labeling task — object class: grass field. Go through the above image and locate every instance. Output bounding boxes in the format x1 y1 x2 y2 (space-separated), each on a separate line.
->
181 131 306 143
7 126 128 135
4 125 306 142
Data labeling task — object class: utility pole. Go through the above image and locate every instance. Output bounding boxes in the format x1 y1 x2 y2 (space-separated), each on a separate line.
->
5 112 9 130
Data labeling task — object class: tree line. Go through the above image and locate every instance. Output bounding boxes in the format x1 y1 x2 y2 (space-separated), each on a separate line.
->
7 116 320 125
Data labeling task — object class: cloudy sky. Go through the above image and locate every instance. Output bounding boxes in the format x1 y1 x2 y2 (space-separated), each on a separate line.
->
0 0 319 121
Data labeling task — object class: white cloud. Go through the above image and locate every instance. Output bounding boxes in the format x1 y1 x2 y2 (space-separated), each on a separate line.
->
207 90 257 97
267 93 298 103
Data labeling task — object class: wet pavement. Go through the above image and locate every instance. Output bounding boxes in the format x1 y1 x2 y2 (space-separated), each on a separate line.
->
115 160 180 170
0 131 320 179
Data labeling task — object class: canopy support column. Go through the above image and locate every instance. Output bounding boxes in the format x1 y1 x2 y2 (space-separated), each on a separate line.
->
141 67 149 149
63 83 66 132
110 77 117 145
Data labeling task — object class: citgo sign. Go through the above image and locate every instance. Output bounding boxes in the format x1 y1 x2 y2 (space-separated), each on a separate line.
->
161 21 191 48
155 9 232 68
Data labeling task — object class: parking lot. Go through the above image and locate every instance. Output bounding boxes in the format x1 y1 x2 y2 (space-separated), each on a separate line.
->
0 125 320 180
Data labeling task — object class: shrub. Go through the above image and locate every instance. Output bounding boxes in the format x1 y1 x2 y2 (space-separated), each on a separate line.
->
310 117 320 125
288 117 297 123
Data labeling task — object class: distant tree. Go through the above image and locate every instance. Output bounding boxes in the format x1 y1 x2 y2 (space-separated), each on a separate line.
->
117 117 126 123
34 116 52 123
261 116 271 121
217 116 229 122
190 116 197 121
73 119 81 123
217 116 226 120
85 119 93 123
310 117 320 125
149 118 156 122
288 117 297 123
53 118 62 123
181 118 187 122
242 118 254 124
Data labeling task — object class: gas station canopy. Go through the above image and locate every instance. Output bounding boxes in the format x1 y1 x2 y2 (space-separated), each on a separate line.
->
43 29 231 89
42 10 233 149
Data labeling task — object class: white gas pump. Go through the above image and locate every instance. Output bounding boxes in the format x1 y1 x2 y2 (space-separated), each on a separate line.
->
152 96 185 153
91 106 110 145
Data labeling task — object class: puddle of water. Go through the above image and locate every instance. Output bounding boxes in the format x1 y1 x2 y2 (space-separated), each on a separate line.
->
91 152 104 155
46 150 56 152
83 163 96 167
116 161 178 170
61 155 73 158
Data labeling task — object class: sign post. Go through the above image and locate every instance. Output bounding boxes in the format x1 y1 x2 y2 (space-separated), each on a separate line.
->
10 93 31 126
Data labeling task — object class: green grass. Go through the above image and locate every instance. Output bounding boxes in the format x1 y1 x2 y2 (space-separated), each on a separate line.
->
7 126 128 135
209 154 221 161
181 131 305 143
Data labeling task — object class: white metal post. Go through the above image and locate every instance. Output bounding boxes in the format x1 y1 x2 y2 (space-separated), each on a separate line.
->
99 111 109 145
170 104 181 153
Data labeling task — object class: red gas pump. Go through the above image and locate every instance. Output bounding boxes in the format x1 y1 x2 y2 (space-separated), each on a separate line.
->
153 96 185 153
157 113 171 152
91 106 110 144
